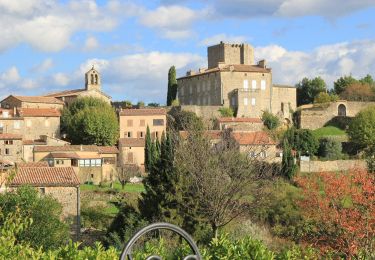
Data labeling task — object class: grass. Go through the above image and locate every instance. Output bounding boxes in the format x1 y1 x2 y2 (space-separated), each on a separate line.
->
312 126 347 140
80 182 145 193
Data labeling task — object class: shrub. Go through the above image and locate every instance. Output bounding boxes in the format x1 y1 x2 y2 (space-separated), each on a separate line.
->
262 111 280 130
218 107 234 117
318 138 343 160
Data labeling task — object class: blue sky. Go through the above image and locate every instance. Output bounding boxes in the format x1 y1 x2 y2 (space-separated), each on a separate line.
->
0 0 375 104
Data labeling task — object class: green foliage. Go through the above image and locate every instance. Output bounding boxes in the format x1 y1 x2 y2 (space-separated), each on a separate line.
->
313 92 338 103
136 101 145 108
334 75 358 94
61 97 119 145
144 126 152 172
348 105 375 150
167 66 178 106
167 106 204 131
171 99 180 106
81 206 113 230
0 186 69 250
112 100 132 108
318 137 343 160
281 139 297 180
296 77 327 106
218 107 234 117
262 111 280 130
312 126 347 139
359 74 374 85
147 102 160 107
284 128 319 155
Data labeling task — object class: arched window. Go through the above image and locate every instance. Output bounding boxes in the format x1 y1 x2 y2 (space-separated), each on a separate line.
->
91 74 94 84
338 104 346 116
95 74 98 84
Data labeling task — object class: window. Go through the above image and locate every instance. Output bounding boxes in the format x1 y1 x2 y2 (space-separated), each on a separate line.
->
140 120 145 127
14 121 20 129
5 148 10 155
244 98 248 106
251 98 256 106
2 111 9 118
231 96 236 106
39 187 45 195
243 79 248 90
260 151 267 158
138 131 144 138
4 140 13 145
261 80 266 90
252 80 257 89
153 119 164 126
79 160 85 167
103 157 116 164
0 123 3 134
127 120 133 127
125 132 132 138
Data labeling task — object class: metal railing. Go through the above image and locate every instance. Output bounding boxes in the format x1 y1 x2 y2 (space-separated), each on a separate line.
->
120 222 202 260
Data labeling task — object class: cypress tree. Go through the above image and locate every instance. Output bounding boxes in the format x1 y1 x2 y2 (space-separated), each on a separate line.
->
145 126 152 172
167 66 178 106
282 139 297 180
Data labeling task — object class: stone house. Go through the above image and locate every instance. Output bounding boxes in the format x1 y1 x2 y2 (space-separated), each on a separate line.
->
45 67 111 104
0 133 23 164
1 95 64 110
118 108 167 170
7 166 80 239
177 42 296 121
33 145 118 184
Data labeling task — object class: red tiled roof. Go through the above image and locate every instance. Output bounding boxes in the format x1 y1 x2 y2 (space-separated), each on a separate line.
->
34 145 119 153
18 108 61 117
119 108 166 116
17 161 49 167
218 117 262 123
48 152 80 159
10 167 80 187
119 138 145 147
11 95 64 104
178 64 271 79
231 131 275 145
23 140 47 145
0 133 22 140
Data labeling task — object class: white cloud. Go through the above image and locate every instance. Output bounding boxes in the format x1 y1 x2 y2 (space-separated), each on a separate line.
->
83 36 99 51
255 39 375 87
138 5 208 39
0 66 20 84
32 58 54 73
200 34 248 46
0 0 119 52
53 73 70 86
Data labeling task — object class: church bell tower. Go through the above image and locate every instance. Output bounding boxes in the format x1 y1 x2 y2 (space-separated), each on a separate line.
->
85 66 101 91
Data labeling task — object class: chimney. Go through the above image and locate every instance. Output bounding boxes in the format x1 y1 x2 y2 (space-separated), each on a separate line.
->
258 59 266 68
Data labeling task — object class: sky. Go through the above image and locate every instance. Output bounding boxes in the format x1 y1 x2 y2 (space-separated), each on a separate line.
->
0 0 375 104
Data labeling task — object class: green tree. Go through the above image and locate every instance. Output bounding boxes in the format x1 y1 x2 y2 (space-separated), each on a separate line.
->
167 107 204 131
218 107 234 117
61 97 119 145
147 102 160 107
137 101 145 108
314 92 338 103
144 126 152 172
359 74 374 85
167 66 178 106
334 75 358 95
318 137 343 160
296 77 327 106
283 128 318 156
281 139 297 180
0 186 69 250
261 111 280 130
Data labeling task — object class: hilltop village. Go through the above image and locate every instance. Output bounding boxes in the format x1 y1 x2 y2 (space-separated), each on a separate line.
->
1 42 375 257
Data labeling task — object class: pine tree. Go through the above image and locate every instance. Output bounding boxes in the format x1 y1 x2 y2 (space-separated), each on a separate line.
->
145 126 152 172
167 66 178 106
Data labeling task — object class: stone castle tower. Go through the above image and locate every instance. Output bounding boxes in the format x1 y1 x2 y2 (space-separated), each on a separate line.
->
85 66 101 91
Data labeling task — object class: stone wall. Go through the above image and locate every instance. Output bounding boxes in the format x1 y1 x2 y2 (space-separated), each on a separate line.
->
0 139 22 163
271 86 296 120
207 43 254 69
300 159 366 173
180 105 222 120
23 116 60 140
299 101 375 130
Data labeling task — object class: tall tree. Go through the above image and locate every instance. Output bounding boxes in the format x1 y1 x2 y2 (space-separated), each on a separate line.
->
296 77 327 106
167 66 178 106
281 139 297 180
359 74 374 85
144 126 152 172
61 97 119 145
340 82 375 101
334 75 358 95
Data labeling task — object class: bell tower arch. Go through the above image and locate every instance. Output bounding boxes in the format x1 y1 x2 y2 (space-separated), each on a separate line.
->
85 66 101 91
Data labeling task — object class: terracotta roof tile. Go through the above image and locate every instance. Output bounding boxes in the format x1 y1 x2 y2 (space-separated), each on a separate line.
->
23 140 47 145
119 138 145 147
218 117 262 123
119 108 166 116
10 167 80 187
18 108 61 117
0 133 22 140
11 95 64 104
17 161 49 167
34 145 119 153
48 152 80 159
231 131 275 145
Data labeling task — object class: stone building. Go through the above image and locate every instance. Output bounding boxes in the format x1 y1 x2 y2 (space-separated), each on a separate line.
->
1 95 64 110
297 100 375 130
33 145 118 184
45 67 111 104
0 133 23 164
7 166 80 239
216 117 264 131
177 42 296 121
118 108 166 170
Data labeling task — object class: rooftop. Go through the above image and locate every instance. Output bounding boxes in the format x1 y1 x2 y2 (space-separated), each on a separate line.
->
0 133 23 140
45 88 111 99
17 161 49 168
7 95 64 105
119 138 145 147
10 167 80 187
218 117 263 123
34 145 119 153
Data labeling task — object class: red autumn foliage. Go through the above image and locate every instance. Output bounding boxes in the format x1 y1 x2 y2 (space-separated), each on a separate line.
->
295 168 375 257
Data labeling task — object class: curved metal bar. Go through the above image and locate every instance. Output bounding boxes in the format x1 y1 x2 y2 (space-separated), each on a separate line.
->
119 222 202 260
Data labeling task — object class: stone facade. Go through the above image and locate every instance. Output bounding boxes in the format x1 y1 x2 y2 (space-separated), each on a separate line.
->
1 95 64 110
216 117 264 131
298 101 375 130
0 134 23 163
177 42 296 120
300 159 366 173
